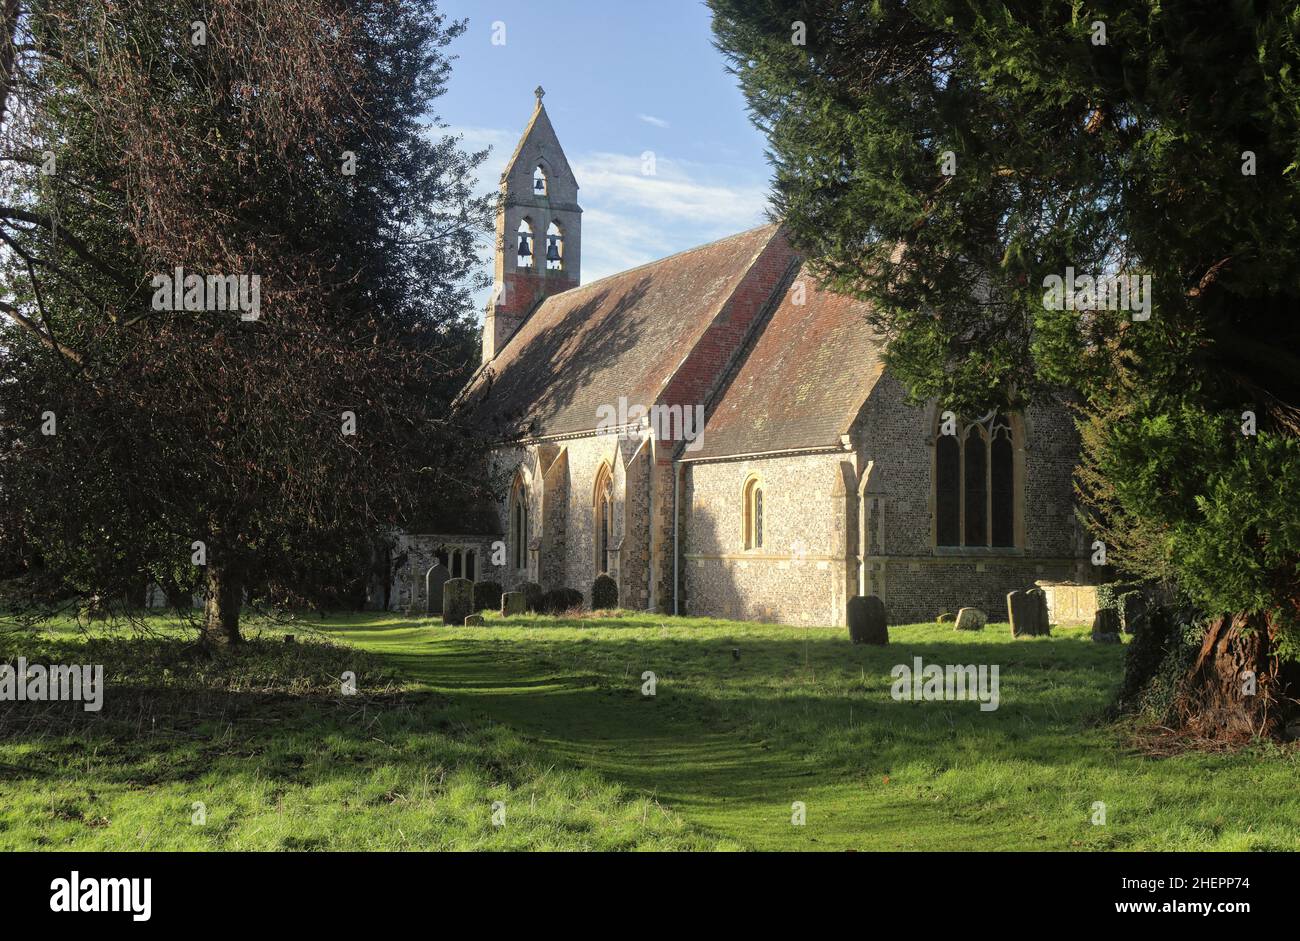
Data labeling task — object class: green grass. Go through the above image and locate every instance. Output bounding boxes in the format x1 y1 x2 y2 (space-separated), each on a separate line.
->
2 609 1297 850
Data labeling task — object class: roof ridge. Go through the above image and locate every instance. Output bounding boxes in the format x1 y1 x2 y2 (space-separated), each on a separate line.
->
551 222 780 298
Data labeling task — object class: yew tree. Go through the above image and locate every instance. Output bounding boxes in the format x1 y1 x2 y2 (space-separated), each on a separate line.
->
711 0 1300 737
0 0 492 643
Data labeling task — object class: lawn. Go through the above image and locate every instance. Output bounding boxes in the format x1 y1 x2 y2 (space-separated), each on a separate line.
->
1 609 1297 850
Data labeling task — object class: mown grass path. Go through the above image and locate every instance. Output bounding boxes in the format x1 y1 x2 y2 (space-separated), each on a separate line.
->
324 612 1300 851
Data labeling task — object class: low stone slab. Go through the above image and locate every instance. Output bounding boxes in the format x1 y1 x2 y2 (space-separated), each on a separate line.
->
442 577 474 626
848 595 888 645
936 612 955 624
500 591 526 616
954 607 987 631
464 614 485 626
1091 607 1121 643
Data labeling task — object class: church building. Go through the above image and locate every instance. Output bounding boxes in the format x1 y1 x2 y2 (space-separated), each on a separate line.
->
386 90 1091 625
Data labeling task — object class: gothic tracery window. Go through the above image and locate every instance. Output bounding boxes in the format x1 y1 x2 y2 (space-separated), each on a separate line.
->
934 413 1018 548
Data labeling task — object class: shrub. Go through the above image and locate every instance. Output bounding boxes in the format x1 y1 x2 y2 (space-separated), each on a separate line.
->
591 574 618 610
473 580 503 613
540 587 583 614
521 581 544 612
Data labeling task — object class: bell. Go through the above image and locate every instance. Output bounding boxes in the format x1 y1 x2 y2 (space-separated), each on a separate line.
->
534 177 546 193
545 235 561 262
516 232 531 257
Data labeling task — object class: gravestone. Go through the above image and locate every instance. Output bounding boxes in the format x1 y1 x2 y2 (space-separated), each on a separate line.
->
954 607 987 631
1091 607 1121 643
847 595 888 645
1008 589 1048 637
500 591 526 616
464 614 485 626
936 612 955 624
1118 590 1146 635
442 577 474 626
425 563 449 616
1030 587 1050 634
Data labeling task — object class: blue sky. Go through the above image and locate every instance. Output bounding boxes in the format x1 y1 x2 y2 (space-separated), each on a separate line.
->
433 0 774 297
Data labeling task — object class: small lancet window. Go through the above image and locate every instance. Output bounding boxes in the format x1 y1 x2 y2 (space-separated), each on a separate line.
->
743 476 764 550
533 165 547 195
516 218 534 269
546 222 563 271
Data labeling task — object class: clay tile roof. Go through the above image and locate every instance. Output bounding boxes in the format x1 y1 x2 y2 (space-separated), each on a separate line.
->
685 264 886 460
464 224 784 440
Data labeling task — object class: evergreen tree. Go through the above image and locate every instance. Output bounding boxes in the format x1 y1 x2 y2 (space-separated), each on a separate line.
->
710 0 1300 736
0 0 493 643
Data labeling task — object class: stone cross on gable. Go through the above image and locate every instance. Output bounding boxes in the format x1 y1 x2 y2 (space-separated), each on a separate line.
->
534 85 545 104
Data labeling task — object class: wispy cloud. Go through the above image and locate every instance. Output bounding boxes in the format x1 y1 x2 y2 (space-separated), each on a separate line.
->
637 113 671 129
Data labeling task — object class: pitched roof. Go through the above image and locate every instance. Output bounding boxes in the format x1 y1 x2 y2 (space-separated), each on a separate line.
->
463 224 788 440
685 264 886 460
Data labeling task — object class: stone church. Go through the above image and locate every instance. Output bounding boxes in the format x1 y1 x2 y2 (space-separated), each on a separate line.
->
384 90 1091 625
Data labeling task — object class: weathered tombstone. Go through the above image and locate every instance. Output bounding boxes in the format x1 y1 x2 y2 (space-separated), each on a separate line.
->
425 563 449 615
1030 587 1050 634
464 614 485 626
847 595 888 645
936 612 955 624
1091 607 1122 643
954 607 987 631
442 577 473 626
1008 589 1049 637
1117 590 1146 635
500 591 526 616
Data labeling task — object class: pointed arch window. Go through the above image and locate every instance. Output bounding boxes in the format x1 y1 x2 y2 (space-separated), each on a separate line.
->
516 217 535 269
511 477 529 571
533 164 548 195
594 463 613 574
742 475 764 550
545 221 564 271
934 413 1020 548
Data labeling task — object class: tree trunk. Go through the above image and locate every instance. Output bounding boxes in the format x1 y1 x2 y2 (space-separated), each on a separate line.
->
202 562 243 647
1176 611 1285 740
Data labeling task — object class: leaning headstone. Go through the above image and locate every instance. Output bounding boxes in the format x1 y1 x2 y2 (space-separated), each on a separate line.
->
1008 589 1049 637
425 563 449 616
954 607 987 631
442 577 473 626
1091 607 1122 643
847 595 888 645
464 614 485 626
500 591 526 616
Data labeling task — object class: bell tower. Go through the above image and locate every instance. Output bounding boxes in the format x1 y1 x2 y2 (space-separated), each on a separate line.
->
482 86 582 364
